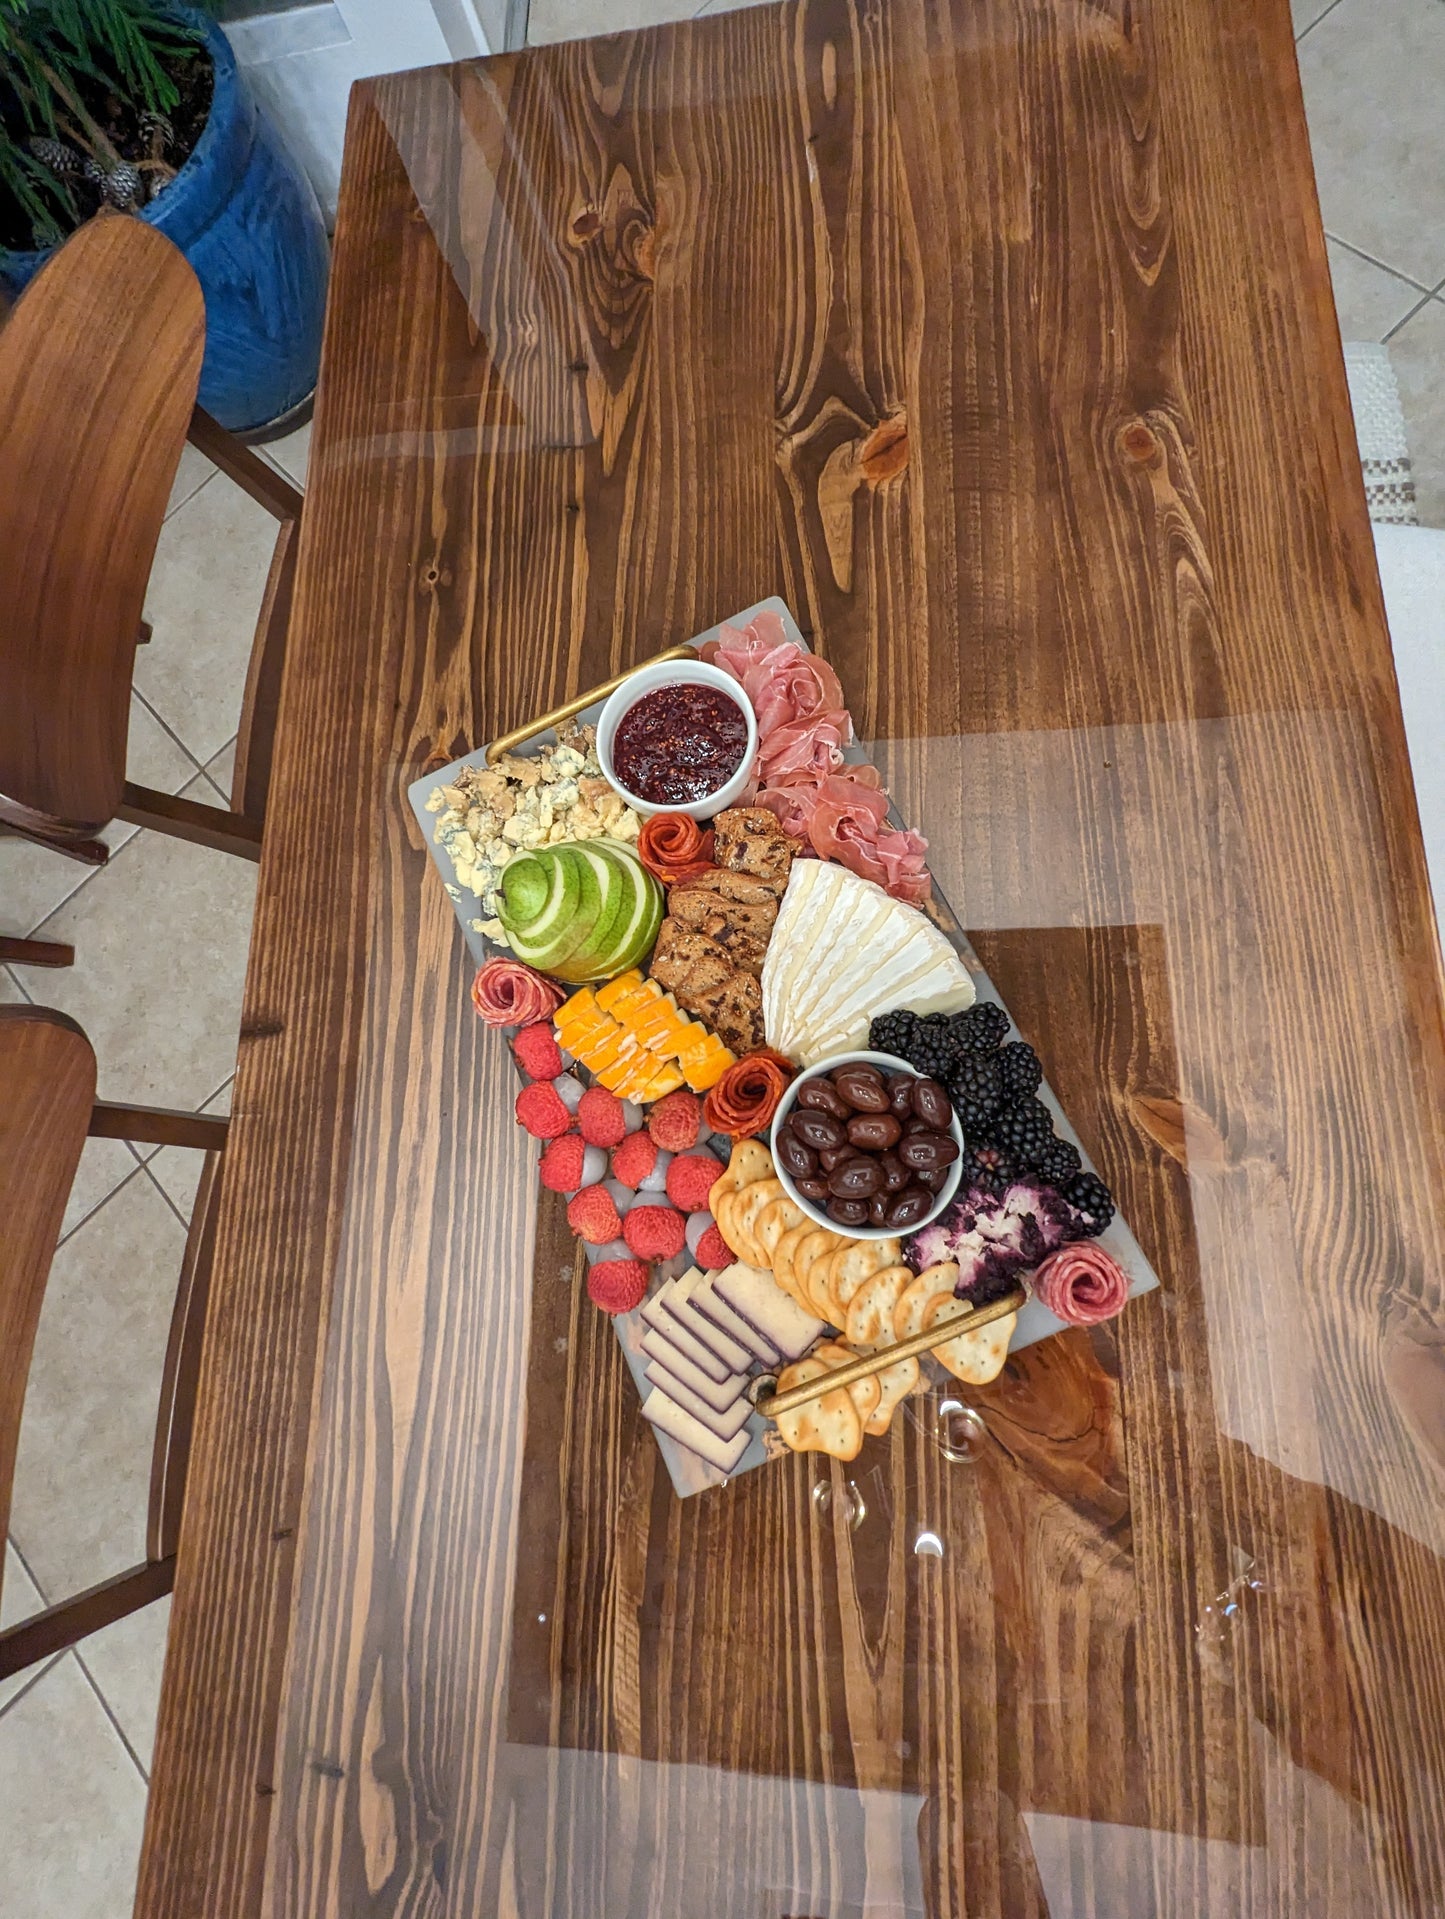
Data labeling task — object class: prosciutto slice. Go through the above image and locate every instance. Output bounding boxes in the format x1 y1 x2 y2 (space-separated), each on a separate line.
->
1030 1242 1130 1326
757 709 853 786
807 775 932 905
701 617 848 742
702 611 932 903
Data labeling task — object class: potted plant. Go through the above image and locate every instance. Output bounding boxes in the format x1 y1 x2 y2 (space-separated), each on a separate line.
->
0 0 329 436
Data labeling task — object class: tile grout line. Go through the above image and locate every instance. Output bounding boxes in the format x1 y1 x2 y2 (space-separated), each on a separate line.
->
54 1157 150 1250
10 1537 49 1608
162 466 214 525
0 1649 68 1725
25 811 145 941
1295 0 1345 41
1384 291 1439 344
142 1158 194 1234
1325 231 1436 298
3 963 34 1004
72 1644 152 1784
131 685 213 785
11 1521 152 1783
12 842 104 943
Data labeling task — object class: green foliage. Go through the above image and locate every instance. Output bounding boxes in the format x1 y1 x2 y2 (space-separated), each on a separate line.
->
0 0 213 250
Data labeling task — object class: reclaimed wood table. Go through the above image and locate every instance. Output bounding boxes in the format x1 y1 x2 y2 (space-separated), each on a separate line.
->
136 1 1445 1913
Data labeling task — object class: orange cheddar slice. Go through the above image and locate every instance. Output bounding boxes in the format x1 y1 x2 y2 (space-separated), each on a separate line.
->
626 999 684 1049
641 1062 686 1100
679 1035 735 1092
581 1028 635 1073
596 970 647 1013
556 1008 611 1049
556 985 600 1026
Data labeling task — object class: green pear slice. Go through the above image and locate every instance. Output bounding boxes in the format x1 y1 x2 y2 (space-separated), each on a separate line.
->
587 843 663 977
500 848 581 969
550 844 627 981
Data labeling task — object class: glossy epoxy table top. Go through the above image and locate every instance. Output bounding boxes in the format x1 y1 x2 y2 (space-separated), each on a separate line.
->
137 2 1445 1913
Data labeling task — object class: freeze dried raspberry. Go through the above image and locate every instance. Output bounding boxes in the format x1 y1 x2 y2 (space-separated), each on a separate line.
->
647 1089 701 1152
538 1132 585 1193
610 1129 659 1190
694 1224 731 1270
623 1204 686 1261
567 1184 623 1245
577 1085 627 1148
587 1257 649 1315
512 1022 563 1080
665 1150 722 1214
515 1081 571 1140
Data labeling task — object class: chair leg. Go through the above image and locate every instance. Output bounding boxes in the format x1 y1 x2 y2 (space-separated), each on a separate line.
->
0 1559 174 1680
188 405 304 523
0 935 74 968
148 1153 222 1563
0 805 108 867
118 782 262 861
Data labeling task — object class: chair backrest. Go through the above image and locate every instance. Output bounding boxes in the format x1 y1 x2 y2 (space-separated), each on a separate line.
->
0 1006 95 1590
0 215 204 832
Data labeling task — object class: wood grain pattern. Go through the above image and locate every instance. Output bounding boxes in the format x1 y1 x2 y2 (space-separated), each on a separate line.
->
138 2 1445 1914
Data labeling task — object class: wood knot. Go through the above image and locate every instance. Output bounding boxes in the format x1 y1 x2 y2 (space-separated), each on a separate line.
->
1120 420 1160 464
859 413 909 485
570 205 601 242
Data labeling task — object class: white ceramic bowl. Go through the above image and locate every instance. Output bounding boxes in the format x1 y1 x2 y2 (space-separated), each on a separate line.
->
596 659 757 821
770 1050 965 1242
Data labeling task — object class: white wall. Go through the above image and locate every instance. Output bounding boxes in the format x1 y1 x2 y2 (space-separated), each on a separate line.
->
225 0 500 224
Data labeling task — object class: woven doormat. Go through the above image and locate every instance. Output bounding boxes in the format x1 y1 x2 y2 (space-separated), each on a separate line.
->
1344 343 1418 524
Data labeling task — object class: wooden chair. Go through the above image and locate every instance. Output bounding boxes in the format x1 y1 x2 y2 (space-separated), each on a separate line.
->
0 213 302 874
0 1003 226 1681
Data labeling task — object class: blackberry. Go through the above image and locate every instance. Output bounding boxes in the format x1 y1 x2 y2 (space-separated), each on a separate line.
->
951 1002 1010 1053
869 1009 918 1058
948 1052 1002 1132
898 1025 958 1080
962 1140 1018 1196
1065 1171 1114 1237
1034 1137 1082 1186
989 1098 1055 1169
997 1040 1042 1102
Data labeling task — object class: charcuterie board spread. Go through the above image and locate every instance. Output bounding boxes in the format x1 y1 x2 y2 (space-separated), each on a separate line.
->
408 600 1158 1496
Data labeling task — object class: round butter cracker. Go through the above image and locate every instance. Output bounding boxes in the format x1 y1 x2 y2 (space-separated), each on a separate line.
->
772 1357 863 1461
844 1264 912 1348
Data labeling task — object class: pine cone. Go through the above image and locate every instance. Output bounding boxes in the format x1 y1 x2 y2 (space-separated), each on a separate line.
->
100 163 144 209
30 135 81 176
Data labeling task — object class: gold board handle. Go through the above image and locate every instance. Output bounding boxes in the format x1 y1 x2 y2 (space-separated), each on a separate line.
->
749 1284 1028 1418
485 644 695 764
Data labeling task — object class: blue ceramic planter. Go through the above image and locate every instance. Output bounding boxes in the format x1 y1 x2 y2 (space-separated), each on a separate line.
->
0 11 329 435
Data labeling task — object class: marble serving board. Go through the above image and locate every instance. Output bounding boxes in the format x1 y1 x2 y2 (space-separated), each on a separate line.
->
407 599 1161 1499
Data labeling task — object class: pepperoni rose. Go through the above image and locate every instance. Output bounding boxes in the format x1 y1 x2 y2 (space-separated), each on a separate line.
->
471 957 566 1028
1030 1242 1130 1326
637 812 716 885
703 1049 795 1139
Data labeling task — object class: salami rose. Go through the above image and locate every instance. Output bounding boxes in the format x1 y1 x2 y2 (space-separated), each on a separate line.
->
703 1049 794 1139
637 812 716 885
471 957 566 1029
1030 1241 1130 1327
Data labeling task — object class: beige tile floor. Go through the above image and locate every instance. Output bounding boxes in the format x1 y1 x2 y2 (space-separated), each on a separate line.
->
0 1 1439 1911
